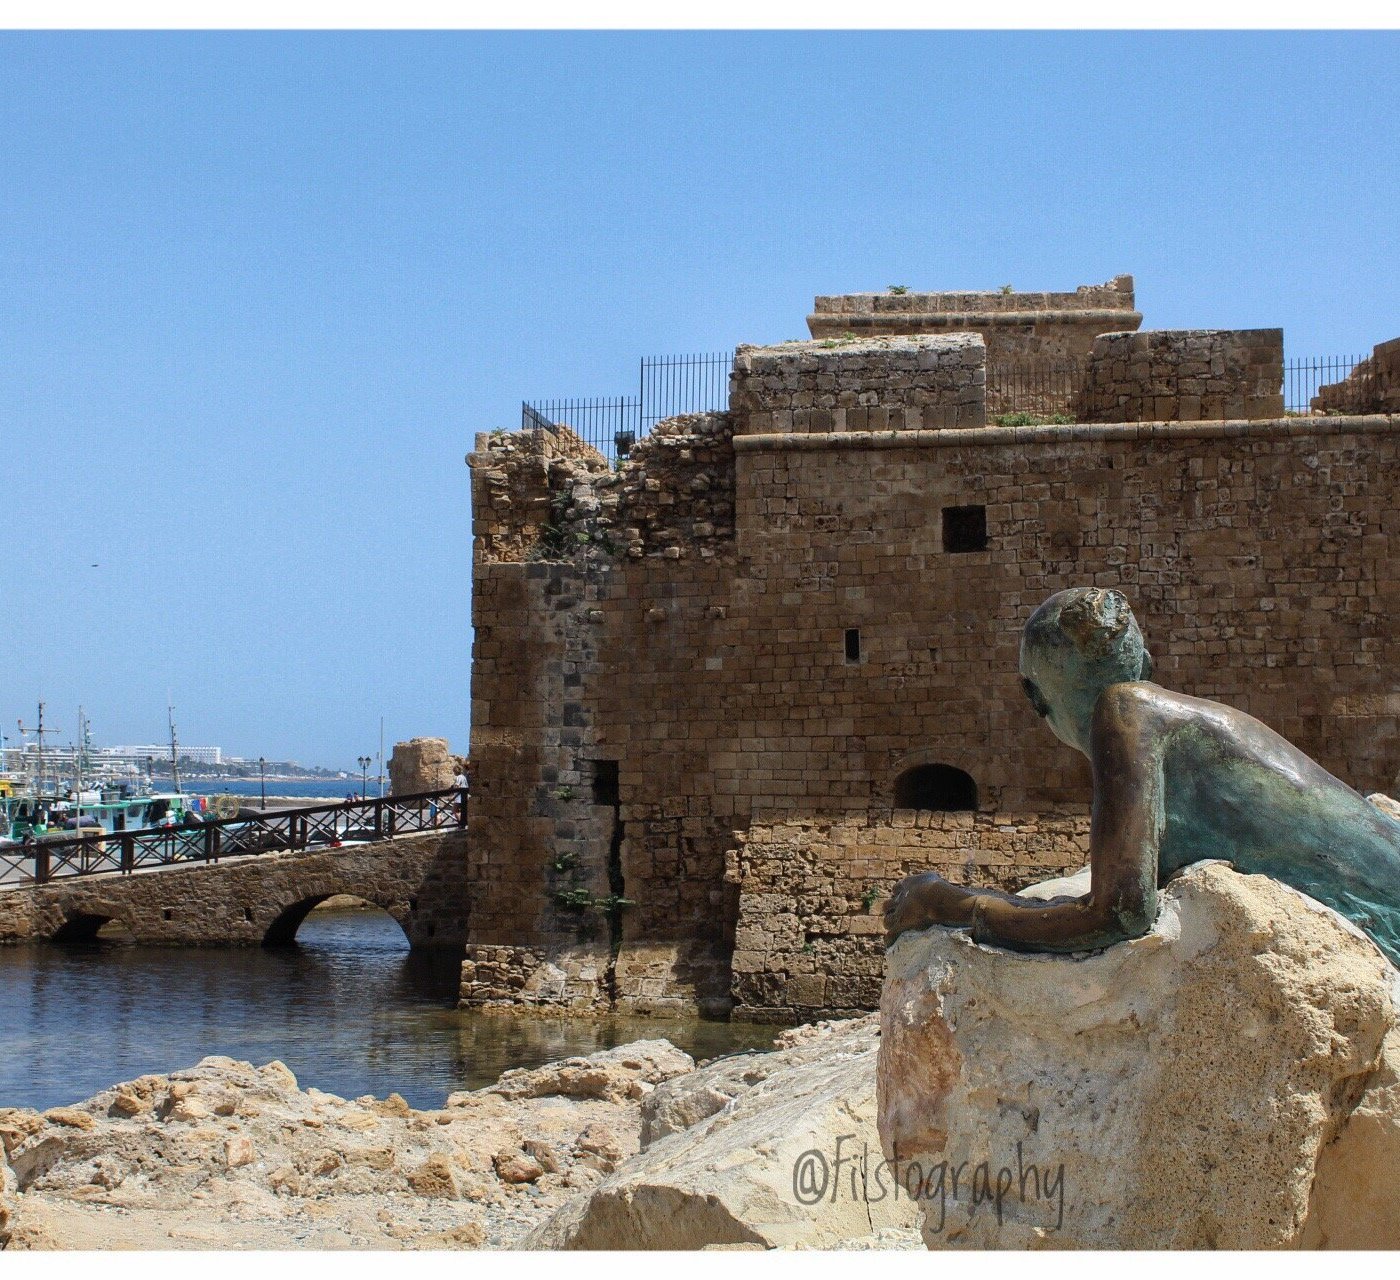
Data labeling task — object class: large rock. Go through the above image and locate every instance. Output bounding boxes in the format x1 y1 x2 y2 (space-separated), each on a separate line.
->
879 861 1400 1249
1 1146 17 1248
387 738 460 795
640 1017 875 1148
525 1017 922 1249
482 1039 694 1105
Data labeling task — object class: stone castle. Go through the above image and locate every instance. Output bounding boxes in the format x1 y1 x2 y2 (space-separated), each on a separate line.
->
461 276 1400 1023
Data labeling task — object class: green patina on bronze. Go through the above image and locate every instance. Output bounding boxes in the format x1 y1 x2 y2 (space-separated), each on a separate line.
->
884 586 1400 966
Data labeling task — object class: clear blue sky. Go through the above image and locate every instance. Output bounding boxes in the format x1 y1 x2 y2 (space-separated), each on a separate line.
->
3 30 1397 769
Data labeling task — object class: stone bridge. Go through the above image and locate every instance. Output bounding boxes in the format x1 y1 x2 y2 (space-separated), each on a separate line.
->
0 831 469 950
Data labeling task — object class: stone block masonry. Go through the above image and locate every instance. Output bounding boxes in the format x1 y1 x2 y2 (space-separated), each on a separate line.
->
469 393 1400 1020
728 812 1088 1022
806 275 1141 362
1076 328 1285 423
1314 337 1400 415
0 832 469 949
467 295 1400 1021
729 333 986 434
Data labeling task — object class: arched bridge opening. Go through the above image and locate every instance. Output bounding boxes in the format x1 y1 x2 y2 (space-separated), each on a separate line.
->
50 912 115 945
262 893 412 948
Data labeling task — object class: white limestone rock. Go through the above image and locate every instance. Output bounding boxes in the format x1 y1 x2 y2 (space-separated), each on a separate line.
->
524 1015 922 1250
878 861 1400 1249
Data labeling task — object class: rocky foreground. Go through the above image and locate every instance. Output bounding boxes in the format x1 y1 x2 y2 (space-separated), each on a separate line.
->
0 1018 911 1251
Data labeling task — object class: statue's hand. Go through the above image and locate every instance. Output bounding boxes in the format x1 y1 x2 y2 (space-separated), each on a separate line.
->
883 871 978 946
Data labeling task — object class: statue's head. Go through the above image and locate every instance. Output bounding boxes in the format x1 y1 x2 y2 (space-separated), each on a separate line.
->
1019 588 1153 753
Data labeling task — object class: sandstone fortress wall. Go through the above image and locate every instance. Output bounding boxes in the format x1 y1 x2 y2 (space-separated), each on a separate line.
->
806 274 1141 362
464 278 1400 1021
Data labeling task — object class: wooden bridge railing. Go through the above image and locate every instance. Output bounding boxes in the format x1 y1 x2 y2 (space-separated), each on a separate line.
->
0 788 467 888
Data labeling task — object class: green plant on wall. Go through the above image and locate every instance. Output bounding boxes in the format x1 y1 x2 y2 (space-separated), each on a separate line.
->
993 412 1077 428
552 885 636 913
861 885 881 912
887 284 910 295
1000 283 1015 294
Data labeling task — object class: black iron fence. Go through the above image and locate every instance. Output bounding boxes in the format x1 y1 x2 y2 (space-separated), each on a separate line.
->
524 351 732 464
519 396 642 462
1284 354 1374 415
639 351 732 434
521 351 1384 455
986 359 1086 420
0 788 467 888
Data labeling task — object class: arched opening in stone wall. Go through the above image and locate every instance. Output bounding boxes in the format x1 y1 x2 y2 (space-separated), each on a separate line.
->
893 764 978 812
49 912 115 944
262 893 411 949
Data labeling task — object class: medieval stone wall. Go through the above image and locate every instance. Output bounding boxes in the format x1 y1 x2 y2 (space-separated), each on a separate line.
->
727 812 1089 1022
467 336 1400 1021
729 334 986 433
387 737 465 794
1313 337 1400 415
464 415 741 1017
806 275 1141 362
1075 328 1285 423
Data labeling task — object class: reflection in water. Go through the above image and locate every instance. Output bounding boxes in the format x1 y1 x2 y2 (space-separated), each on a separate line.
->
0 909 786 1112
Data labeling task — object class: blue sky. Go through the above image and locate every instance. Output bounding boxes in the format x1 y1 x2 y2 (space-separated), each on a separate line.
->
3 30 1397 768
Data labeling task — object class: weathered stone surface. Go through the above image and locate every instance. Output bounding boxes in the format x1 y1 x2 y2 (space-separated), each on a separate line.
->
526 1016 921 1250
879 861 1400 1249
485 1039 695 1105
1 1145 17 1248
806 276 1140 367
641 1016 877 1147
2 1041 701 1250
1076 328 1284 423
731 333 988 433
1301 1020 1400 1247
0 831 467 950
388 738 464 795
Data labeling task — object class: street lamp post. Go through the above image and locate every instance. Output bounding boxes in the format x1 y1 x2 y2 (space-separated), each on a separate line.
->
357 756 371 799
258 757 267 810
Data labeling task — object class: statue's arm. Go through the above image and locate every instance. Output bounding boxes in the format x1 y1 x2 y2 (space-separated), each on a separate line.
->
968 685 1165 953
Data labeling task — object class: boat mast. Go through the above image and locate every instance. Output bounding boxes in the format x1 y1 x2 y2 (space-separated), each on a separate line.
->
168 702 182 794
18 702 60 796
75 706 89 792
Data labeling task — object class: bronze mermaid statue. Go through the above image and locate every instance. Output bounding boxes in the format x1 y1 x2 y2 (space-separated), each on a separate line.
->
883 587 1400 967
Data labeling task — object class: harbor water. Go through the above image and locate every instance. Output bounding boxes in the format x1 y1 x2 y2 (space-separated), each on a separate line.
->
0 907 785 1113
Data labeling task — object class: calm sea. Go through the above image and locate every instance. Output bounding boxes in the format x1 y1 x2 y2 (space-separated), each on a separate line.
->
0 910 784 1112
187 778 376 801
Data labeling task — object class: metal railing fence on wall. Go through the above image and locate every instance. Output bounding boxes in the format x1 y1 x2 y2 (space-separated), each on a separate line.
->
0 789 468 888
1284 355 1374 415
523 351 732 465
518 396 642 463
639 352 731 434
521 352 1383 457
985 359 1087 420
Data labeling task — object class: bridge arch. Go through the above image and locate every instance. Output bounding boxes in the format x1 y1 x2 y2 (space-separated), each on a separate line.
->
262 891 412 947
50 911 116 944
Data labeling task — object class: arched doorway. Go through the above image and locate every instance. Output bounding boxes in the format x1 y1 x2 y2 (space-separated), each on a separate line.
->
893 763 977 812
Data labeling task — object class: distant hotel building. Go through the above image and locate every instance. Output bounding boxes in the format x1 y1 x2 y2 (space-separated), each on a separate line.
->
104 745 225 766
